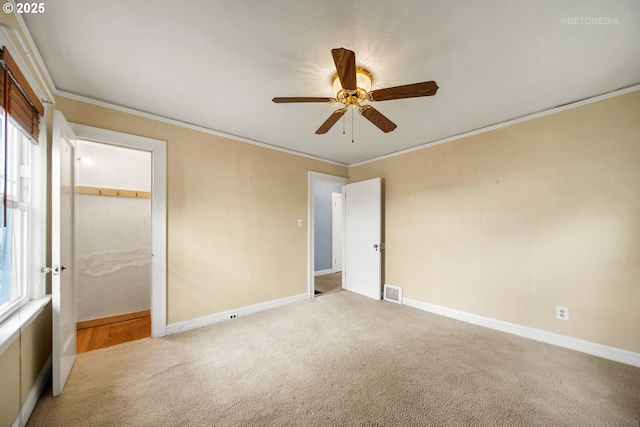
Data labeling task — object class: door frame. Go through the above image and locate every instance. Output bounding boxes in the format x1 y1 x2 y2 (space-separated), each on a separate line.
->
307 171 348 299
331 192 343 273
69 123 167 338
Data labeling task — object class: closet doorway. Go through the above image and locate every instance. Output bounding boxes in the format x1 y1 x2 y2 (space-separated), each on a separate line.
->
74 141 152 352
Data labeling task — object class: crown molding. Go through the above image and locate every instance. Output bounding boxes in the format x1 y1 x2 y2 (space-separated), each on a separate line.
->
350 83 640 167
0 15 55 105
56 90 349 168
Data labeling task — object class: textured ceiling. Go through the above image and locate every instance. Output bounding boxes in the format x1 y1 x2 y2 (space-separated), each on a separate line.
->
22 0 640 165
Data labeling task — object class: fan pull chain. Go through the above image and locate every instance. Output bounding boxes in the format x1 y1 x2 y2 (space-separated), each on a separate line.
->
351 108 354 143
342 113 345 134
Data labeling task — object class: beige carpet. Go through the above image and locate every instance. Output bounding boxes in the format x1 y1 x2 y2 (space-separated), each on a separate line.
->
28 291 639 427
314 272 342 295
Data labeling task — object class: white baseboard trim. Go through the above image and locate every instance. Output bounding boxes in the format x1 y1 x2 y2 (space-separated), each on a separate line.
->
403 298 640 368
166 293 308 335
314 269 333 277
12 355 52 427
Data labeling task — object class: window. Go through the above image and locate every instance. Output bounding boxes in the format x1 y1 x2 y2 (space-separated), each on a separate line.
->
0 46 45 325
0 118 34 323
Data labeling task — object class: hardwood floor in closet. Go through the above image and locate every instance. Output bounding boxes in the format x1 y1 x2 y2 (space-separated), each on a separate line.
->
76 315 151 354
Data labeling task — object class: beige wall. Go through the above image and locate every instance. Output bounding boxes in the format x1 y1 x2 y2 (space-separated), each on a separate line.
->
55 90 640 352
20 303 52 402
0 339 20 427
350 90 640 353
54 96 348 324
0 303 52 427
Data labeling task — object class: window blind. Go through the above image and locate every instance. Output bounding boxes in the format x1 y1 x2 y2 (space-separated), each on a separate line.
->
0 46 44 141
0 46 44 226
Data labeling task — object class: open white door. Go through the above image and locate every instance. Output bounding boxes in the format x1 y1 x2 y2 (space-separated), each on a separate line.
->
345 178 382 300
52 111 77 396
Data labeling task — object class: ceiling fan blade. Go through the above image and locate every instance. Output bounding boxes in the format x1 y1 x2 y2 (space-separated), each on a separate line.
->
359 106 397 133
272 97 334 103
369 81 439 102
331 48 357 91
316 108 347 134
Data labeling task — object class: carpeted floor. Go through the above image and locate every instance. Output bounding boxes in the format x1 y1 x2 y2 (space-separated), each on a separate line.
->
28 291 640 427
314 272 342 295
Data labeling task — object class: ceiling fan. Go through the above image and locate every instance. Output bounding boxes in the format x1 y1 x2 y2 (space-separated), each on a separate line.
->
272 47 438 135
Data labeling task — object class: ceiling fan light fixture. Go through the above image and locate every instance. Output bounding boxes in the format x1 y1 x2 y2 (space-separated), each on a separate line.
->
333 67 372 98
272 47 437 135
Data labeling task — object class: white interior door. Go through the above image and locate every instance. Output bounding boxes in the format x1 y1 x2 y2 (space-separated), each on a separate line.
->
331 192 343 273
52 110 77 396
345 178 382 300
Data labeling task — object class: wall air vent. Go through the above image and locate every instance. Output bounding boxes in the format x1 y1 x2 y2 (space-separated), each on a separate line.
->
383 284 403 304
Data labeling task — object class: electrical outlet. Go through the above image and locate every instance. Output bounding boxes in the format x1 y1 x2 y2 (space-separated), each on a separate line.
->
229 314 237 320
556 306 569 321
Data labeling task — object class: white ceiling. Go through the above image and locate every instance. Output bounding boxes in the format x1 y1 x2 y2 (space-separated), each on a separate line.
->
22 1 640 165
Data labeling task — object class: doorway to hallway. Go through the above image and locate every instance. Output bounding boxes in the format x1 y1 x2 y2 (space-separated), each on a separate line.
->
308 172 348 298
313 182 344 297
